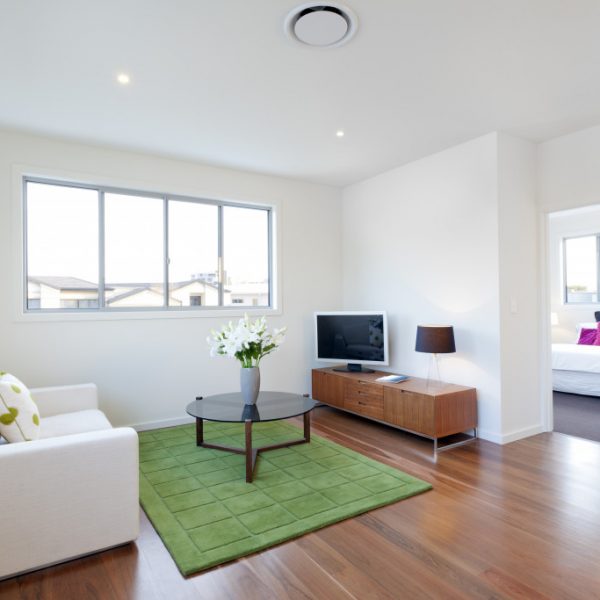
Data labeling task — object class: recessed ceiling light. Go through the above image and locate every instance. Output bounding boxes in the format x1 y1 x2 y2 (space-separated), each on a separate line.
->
284 3 358 48
336 130 345 137
116 73 130 85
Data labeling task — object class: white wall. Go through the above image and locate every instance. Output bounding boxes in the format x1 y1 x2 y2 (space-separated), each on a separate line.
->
538 124 600 213
340 132 543 443
0 129 342 428
548 206 600 343
497 133 541 440
341 133 504 440
0 124 560 442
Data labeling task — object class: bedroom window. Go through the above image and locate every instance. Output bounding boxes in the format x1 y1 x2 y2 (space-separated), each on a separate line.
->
24 178 273 312
564 235 599 303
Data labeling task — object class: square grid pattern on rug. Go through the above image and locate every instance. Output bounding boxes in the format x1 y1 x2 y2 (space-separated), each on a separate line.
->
139 421 432 575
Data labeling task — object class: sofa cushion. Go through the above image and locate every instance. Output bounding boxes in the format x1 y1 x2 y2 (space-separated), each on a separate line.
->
40 409 112 439
0 373 41 443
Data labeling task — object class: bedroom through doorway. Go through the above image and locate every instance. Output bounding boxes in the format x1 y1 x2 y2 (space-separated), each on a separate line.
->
548 206 600 443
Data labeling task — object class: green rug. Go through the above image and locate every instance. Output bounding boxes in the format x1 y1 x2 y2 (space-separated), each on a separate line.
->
139 421 432 575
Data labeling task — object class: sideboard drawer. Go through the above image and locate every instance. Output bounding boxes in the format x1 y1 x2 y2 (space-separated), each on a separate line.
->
345 380 383 399
345 386 384 420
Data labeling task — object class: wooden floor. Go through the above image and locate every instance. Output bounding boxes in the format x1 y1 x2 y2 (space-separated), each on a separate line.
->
2 407 600 600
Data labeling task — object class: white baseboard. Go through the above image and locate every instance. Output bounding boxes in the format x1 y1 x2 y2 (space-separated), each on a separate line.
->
132 415 194 432
500 424 545 444
476 429 503 444
478 424 545 445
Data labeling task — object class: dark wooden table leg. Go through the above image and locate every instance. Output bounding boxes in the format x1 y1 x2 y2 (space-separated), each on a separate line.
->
196 417 204 446
304 411 311 443
245 419 253 483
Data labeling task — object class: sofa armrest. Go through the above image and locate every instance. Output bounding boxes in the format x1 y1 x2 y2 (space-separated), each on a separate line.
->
32 383 98 417
0 427 139 579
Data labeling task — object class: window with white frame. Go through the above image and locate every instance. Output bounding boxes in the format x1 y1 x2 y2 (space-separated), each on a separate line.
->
24 178 273 312
564 234 599 304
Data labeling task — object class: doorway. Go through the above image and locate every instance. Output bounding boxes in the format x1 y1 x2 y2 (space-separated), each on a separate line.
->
546 205 600 442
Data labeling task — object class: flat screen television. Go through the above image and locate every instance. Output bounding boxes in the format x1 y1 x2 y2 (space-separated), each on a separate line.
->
314 311 389 372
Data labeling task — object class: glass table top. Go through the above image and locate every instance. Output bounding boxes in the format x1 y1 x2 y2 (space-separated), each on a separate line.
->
186 391 318 423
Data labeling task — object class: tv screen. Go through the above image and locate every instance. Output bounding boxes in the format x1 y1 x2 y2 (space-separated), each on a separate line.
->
315 312 388 366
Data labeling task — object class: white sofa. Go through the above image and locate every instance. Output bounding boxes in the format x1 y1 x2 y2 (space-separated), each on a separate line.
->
0 383 139 579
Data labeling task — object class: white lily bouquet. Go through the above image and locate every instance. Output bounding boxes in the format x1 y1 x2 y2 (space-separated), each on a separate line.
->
208 315 286 405
207 315 287 368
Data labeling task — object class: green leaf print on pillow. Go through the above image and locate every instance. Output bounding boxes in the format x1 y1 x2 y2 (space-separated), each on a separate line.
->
0 407 19 425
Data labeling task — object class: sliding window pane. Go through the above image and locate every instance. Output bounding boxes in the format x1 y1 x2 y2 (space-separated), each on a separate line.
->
105 193 164 308
168 201 219 306
223 206 270 307
565 236 598 303
26 182 99 310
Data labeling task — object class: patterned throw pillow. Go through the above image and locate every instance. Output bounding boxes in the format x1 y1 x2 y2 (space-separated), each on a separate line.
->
578 328 597 345
0 372 40 442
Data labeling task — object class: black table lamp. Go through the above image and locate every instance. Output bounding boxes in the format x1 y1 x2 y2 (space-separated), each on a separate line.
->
415 325 456 384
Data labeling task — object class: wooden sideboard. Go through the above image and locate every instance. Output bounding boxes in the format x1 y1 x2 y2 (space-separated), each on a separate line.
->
312 367 477 454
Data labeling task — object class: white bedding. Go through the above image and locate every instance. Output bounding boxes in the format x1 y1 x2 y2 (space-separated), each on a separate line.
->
552 342 600 395
552 343 600 374
553 370 600 396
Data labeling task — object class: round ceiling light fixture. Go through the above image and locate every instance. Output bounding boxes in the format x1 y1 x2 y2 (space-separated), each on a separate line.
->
284 3 358 48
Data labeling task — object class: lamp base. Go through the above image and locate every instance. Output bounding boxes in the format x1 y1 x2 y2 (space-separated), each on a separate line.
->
426 353 442 389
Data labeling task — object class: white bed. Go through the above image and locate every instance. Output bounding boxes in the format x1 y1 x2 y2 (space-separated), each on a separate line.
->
552 342 600 396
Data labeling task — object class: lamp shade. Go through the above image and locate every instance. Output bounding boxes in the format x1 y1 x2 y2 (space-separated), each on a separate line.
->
415 325 456 354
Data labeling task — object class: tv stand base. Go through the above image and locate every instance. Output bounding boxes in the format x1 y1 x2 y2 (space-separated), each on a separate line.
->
333 363 375 373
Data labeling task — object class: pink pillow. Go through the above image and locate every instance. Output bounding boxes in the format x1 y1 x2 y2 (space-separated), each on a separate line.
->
594 323 600 346
578 328 597 345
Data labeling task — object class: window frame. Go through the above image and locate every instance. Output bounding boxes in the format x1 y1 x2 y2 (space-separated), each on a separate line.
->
23 175 274 315
562 232 600 305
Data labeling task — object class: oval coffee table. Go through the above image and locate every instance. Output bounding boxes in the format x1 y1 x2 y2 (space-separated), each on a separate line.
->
186 392 318 483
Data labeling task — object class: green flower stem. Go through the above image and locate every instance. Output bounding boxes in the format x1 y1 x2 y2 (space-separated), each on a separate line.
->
234 340 275 368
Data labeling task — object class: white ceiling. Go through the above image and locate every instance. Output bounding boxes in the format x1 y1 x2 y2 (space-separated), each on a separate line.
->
2 0 600 186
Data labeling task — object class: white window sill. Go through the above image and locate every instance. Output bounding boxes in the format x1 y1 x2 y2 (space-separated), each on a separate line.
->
560 303 600 309
14 306 282 323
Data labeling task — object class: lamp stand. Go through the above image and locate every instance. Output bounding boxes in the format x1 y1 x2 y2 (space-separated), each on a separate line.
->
426 353 442 389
